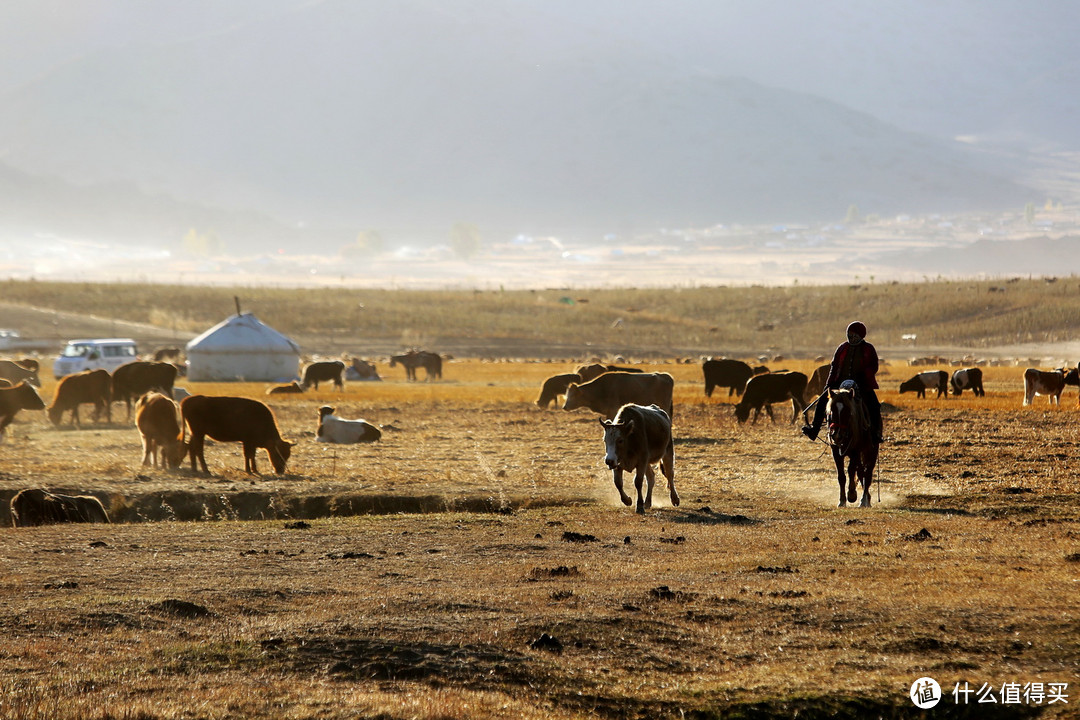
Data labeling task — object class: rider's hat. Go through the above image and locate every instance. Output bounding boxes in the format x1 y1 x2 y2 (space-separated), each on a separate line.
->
846 321 867 338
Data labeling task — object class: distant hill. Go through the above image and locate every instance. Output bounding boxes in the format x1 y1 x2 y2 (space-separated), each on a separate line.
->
0 1 1043 249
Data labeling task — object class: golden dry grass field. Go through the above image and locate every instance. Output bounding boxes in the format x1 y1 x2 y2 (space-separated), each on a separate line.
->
1 359 1078 719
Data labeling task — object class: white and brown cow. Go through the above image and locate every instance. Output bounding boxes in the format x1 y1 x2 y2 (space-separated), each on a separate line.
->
1023 369 1065 406
599 403 678 515
950 367 985 397
899 370 948 399
315 405 381 443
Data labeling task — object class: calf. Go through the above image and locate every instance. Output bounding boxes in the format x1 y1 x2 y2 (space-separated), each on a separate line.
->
0 382 46 441
536 372 581 409
599 403 678 515
10 488 110 527
267 381 304 395
950 367 985 397
701 358 754 398
564 371 675 420
135 392 186 469
112 361 178 421
899 370 949 399
0 359 40 387
48 368 112 426
181 395 293 475
1023 369 1065 406
734 371 808 424
301 360 346 390
316 405 381 443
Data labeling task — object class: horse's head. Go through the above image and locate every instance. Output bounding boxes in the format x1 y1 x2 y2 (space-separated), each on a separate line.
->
827 387 857 443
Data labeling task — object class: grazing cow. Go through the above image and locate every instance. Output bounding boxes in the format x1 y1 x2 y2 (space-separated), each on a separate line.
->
950 367 985 397
301 360 346 390
701 358 755 398
1023 369 1066 406
563 372 675 420
48 368 112 426
390 350 442 381
112 361 178 421
899 370 949 399
804 363 831 402
0 382 46 441
10 488 110 527
599 403 678 515
267 381 304 395
135 392 186 469
152 347 182 362
734 371 808 424
316 405 381 443
345 358 381 381
181 395 293 475
0 359 40 387
575 363 643 383
536 373 581 409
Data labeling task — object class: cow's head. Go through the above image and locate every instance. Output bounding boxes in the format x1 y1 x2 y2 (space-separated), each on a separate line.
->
270 440 294 474
599 417 635 469
562 384 581 411
733 401 751 424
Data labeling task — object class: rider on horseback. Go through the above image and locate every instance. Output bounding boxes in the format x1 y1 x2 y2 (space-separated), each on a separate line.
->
801 321 883 444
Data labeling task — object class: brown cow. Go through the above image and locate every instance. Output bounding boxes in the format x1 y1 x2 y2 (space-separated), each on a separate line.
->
390 350 442 381
563 372 674 420
152 346 182 362
135 392 186 469
181 395 293 475
599 403 678 515
267 381 304 395
48 369 112 426
0 359 40 387
804 363 830 402
0 382 46 441
10 488 110 527
536 372 581 409
575 363 644 383
734 371 808 424
112 361 178 421
701 358 754 398
301 360 346 390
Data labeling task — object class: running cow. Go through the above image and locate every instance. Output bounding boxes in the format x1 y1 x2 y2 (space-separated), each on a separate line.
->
181 395 293 475
899 370 949 399
950 367 985 397
598 403 678 515
734 371 808 424
1023 369 1066 406
563 372 675 420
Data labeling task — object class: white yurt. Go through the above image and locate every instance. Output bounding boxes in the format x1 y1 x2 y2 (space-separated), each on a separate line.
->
185 313 301 382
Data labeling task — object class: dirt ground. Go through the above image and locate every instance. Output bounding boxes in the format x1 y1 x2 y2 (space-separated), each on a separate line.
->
0 360 1077 718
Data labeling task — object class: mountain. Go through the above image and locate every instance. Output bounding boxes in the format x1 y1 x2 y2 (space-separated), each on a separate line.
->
0 1 1048 249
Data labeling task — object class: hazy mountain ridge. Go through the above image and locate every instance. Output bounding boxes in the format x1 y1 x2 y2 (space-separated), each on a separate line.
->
0 0 1055 250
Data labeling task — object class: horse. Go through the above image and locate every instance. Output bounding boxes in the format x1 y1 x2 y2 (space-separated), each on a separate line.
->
825 384 878 508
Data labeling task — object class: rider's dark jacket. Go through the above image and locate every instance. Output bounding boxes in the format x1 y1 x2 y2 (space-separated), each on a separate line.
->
825 340 879 391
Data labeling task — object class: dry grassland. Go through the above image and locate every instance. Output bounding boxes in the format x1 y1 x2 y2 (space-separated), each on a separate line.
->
0 359 1078 719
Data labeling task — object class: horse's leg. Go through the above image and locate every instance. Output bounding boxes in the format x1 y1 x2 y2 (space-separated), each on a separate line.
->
847 456 858 504
861 447 878 508
833 449 848 507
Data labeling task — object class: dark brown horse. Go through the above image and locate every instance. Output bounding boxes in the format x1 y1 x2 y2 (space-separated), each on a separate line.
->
826 386 878 508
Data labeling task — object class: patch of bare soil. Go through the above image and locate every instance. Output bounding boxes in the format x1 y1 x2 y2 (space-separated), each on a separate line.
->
0 363 1076 718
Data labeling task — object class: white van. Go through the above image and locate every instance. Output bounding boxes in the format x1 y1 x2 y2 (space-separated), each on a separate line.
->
53 338 139 379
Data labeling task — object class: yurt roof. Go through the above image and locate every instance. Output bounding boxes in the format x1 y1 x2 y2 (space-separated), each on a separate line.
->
186 313 300 355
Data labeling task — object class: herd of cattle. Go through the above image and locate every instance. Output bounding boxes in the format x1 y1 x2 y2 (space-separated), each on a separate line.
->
2 349 1079 525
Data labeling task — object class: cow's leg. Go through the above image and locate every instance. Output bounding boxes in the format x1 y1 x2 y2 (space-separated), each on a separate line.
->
765 404 775 423
642 464 656 510
71 405 81 427
243 442 258 475
634 468 648 514
661 443 679 507
141 436 153 466
188 433 209 474
611 468 632 506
